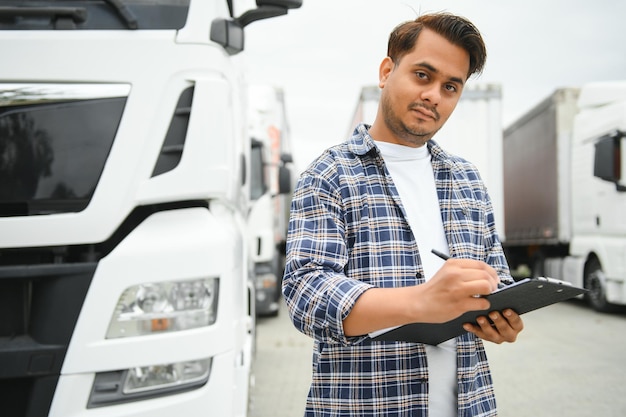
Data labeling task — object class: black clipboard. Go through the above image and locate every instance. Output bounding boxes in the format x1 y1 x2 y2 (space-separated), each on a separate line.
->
371 277 588 346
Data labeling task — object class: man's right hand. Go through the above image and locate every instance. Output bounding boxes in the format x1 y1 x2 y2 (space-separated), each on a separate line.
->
411 258 500 323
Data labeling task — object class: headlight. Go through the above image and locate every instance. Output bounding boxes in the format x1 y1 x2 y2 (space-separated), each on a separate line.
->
124 359 211 393
106 278 218 338
88 358 212 408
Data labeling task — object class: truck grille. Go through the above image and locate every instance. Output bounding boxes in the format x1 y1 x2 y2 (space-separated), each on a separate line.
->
0 255 96 417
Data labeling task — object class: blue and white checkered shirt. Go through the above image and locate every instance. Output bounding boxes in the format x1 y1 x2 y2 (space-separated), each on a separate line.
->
282 123 512 416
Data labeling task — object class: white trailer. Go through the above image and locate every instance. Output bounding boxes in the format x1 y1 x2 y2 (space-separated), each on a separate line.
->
247 84 294 316
349 83 505 236
502 82 626 312
0 1 301 416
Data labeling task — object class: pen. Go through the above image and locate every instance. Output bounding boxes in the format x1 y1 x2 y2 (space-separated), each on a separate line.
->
431 248 450 260
430 248 506 290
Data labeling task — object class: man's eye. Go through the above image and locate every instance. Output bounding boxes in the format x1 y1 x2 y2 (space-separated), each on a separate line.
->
415 71 428 80
444 84 457 93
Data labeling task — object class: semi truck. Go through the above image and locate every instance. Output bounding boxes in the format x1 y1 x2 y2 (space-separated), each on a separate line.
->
0 1 301 416
247 84 294 316
502 82 626 312
349 83 505 235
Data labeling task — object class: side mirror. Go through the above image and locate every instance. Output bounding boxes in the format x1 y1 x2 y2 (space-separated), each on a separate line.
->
278 165 292 195
210 18 245 56
280 152 293 164
211 0 302 55
594 130 626 192
236 0 302 28
257 0 303 9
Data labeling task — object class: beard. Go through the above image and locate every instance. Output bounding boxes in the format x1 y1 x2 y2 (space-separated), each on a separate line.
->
380 93 441 147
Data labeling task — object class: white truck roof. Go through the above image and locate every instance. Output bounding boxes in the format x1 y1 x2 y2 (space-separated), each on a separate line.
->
578 80 626 109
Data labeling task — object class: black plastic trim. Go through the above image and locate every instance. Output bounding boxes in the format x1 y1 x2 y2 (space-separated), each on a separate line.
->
151 86 194 177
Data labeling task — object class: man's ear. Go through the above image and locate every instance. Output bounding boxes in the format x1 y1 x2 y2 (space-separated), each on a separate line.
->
378 57 394 88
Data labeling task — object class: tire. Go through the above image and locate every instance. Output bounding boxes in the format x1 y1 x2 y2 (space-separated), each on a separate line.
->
584 258 618 313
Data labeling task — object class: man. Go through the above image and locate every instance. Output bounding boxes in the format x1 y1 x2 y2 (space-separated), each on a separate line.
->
282 12 524 417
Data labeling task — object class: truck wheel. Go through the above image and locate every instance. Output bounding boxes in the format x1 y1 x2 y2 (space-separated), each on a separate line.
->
584 258 616 313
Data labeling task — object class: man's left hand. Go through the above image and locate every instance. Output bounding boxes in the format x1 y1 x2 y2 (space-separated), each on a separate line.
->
463 309 524 344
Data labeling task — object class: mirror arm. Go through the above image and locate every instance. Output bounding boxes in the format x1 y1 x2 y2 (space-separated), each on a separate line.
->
236 5 287 28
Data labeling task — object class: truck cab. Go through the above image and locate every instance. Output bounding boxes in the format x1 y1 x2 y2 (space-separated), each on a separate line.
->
570 82 626 311
247 84 294 316
0 1 301 416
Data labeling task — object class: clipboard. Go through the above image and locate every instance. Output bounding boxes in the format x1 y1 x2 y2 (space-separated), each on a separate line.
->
371 277 588 346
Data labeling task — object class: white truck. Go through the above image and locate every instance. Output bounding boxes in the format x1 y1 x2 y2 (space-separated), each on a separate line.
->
247 84 294 316
502 82 626 312
349 83 505 235
0 1 301 416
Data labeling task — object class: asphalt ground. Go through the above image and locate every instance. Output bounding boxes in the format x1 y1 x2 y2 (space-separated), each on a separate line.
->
250 307 312 417
250 299 626 417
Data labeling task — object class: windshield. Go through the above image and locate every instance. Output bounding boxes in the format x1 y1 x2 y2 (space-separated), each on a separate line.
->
0 0 191 30
0 84 129 216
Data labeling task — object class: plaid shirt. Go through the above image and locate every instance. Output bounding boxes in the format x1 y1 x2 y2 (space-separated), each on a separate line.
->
283 124 512 417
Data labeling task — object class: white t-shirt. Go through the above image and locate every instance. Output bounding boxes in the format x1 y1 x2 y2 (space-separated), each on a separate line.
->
376 140 458 417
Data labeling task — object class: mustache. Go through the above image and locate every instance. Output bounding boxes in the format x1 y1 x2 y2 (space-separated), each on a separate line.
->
408 102 440 121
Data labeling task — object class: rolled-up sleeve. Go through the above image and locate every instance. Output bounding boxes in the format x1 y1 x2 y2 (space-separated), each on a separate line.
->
282 171 372 346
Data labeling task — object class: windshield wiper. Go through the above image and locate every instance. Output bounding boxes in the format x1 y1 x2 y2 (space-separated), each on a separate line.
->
0 6 87 26
103 0 138 30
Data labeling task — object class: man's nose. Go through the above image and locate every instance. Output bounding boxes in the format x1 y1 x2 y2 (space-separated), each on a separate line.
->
420 84 441 105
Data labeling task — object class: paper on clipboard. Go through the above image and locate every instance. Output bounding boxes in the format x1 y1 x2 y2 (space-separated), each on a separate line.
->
369 277 587 345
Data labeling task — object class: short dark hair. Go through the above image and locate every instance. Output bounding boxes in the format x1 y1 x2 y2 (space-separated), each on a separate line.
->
387 12 487 78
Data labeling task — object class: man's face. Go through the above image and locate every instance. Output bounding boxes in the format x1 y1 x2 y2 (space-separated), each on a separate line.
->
375 28 470 147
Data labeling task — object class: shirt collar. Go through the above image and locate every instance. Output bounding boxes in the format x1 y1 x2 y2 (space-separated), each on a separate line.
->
348 123 447 161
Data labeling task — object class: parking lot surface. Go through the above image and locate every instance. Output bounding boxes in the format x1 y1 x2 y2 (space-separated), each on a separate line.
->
250 308 312 417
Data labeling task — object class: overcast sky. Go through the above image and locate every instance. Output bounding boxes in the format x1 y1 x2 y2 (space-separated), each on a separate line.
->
242 0 625 172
